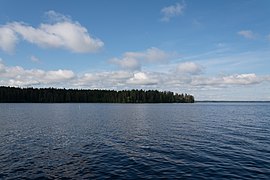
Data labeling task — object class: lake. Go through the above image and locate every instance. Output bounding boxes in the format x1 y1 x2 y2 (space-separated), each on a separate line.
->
0 103 269 179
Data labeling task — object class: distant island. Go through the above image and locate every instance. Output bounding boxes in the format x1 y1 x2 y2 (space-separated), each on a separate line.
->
0 86 194 103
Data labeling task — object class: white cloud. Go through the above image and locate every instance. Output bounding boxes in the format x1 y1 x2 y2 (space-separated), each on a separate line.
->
110 47 172 70
0 26 18 53
110 57 141 70
44 70 75 82
0 59 5 72
0 61 75 86
76 71 159 87
238 30 257 39
109 71 133 79
74 71 134 89
2 59 268 88
74 71 134 88
191 73 262 86
127 72 158 85
0 60 161 88
1 59 270 100
124 47 170 63
0 11 104 53
223 73 261 85
176 62 203 75
45 10 71 23
161 2 185 22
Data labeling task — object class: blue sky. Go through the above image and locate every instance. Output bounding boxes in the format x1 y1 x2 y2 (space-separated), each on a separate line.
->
0 0 270 100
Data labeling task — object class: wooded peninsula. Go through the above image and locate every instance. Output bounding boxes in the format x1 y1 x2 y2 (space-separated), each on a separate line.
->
0 86 194 103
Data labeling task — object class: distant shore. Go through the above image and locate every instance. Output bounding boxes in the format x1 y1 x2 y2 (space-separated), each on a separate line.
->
0 86 194 103
196 101 270 103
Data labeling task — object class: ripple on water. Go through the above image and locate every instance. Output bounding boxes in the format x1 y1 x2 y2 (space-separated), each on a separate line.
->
0 103 270 179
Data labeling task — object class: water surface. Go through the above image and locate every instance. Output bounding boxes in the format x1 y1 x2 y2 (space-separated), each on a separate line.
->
0 103 269 179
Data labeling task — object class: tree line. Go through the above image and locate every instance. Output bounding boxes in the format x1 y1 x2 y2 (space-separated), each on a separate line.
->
0 86 195 103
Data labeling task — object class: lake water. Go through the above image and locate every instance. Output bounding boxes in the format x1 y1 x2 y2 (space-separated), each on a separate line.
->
0 103 269 179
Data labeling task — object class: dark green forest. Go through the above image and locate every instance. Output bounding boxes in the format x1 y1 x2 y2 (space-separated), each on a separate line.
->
0 86 194 103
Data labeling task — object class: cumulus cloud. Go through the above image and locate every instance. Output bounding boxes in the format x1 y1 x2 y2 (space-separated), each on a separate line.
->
44 69 75 82
76 71 160 88
78 72 128 84
222 74 260 85
0 26 18 53
110 57 141 70
161 2 185 22
191 73 262 87
0 60 75 86
176 62 203 75
1 59 270 98
127 72 158 85
0 11 104 53
238 30 257 39
74 71 134 88
110 47 172 70
0 60 162 88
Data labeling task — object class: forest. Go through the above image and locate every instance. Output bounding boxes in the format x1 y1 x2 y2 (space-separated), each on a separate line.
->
0 86 195 103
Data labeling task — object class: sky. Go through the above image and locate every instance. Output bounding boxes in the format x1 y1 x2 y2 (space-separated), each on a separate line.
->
0 0 270 101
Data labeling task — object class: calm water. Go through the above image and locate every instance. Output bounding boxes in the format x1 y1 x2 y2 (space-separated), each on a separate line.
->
0 103 269 179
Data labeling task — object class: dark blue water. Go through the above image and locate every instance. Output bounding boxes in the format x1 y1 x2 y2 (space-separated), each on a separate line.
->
0 103 269 179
